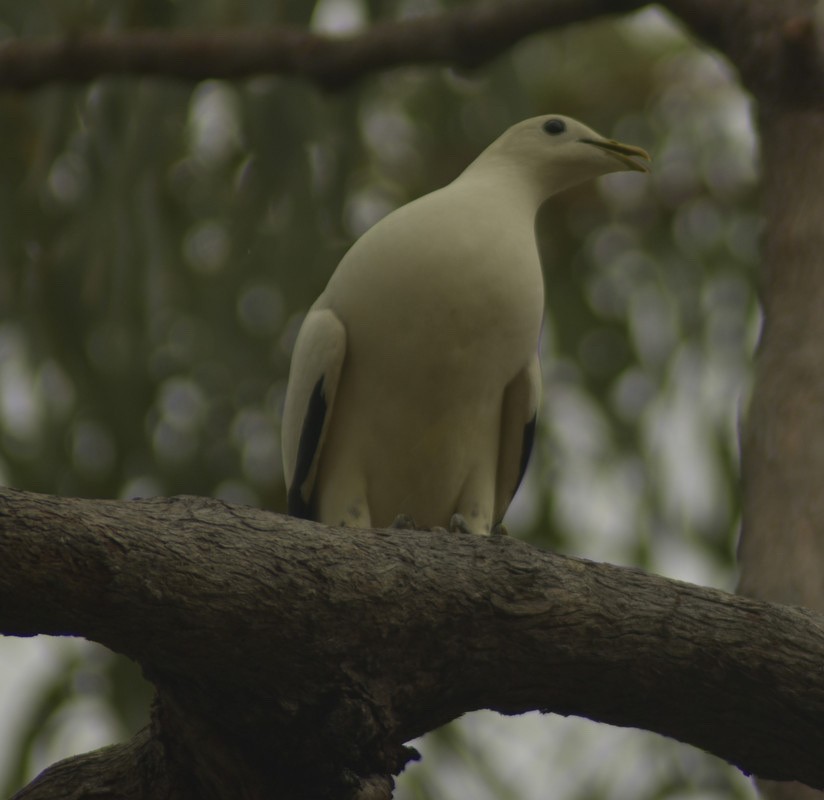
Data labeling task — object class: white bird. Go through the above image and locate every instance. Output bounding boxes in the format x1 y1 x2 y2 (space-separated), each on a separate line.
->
282 114 649 535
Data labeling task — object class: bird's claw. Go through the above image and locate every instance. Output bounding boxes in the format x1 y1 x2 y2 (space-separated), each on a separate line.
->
449 513 473 534
491 523 509 537
390 514 417 530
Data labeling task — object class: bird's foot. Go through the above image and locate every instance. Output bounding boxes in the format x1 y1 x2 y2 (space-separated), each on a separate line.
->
449 513 474 534
390 514 417 530
491 522 509 537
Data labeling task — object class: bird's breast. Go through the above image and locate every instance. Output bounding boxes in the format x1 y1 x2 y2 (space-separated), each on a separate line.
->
331 206 544 391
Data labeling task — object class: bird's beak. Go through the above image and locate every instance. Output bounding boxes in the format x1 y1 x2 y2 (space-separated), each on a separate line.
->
578 138 652 173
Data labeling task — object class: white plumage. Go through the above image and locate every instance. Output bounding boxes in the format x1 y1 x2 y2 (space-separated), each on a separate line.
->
282 114 649 534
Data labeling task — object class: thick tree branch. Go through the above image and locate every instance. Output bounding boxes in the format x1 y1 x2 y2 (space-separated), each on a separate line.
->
1 486 824 798
0 0 649 91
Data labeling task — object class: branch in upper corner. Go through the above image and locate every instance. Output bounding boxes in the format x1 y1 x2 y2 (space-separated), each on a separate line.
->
0 0 647 91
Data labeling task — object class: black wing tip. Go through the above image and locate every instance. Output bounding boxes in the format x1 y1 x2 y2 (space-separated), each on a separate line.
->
516 414 537 491
287 483 315 520
288 376 328 522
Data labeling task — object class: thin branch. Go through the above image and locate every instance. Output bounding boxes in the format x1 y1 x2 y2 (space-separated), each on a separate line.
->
2 486 824 796
0 0 646 91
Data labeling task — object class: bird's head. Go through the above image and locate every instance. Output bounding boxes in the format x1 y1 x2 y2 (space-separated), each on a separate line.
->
472 114 651 199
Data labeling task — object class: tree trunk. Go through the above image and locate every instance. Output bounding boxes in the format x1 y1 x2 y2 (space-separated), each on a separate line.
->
738 107 824 800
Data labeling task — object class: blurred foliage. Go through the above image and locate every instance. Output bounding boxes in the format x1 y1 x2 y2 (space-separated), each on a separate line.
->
0 0 759 798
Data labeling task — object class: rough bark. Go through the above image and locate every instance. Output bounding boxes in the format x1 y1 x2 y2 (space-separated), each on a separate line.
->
2 487 824 798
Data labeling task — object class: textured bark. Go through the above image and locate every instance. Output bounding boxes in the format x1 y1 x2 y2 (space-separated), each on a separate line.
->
738 108 824 610
12 726 172 799
2 487 824 798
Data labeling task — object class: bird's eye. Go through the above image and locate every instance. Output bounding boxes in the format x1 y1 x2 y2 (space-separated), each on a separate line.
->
542 118 566 136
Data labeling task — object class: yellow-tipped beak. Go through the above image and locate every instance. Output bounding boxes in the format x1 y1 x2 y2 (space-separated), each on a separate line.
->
578 138 652 173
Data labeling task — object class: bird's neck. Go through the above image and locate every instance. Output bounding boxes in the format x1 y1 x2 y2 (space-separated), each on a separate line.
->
453 156 561 215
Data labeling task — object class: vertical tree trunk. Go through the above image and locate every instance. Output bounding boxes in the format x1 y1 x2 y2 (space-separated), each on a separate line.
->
738 108 824 799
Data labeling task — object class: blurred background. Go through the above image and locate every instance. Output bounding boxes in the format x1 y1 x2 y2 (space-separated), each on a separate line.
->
0 1 760 797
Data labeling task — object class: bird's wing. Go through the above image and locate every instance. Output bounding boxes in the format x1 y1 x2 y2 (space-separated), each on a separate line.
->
494 357 541 524
281 308 346 519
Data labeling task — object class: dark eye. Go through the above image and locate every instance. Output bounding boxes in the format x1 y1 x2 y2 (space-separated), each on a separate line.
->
542 118 566 135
